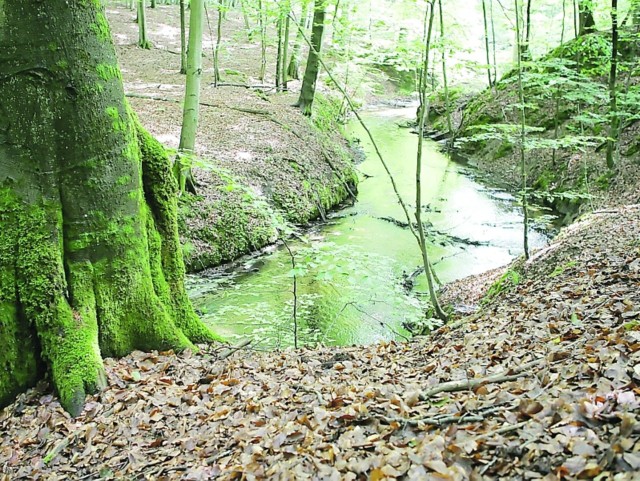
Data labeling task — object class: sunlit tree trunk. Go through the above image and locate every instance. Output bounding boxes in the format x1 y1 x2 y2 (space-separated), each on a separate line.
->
438 0 454 146
258 0 267 81
514 0 530 259
295 0 326 116
0 0 221 415
180 0 187 74
282 6 291 90
482 0 494 88
524 0 533 59
240 0 253 41
213 0 223 86
138 0 151 48
177 0 204 193
288 0 310 80
606 0 619 168
416 0 447 321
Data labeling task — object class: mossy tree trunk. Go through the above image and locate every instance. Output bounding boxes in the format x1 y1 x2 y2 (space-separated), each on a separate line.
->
295 0 325 116
0 0 222 416
578 0 597 35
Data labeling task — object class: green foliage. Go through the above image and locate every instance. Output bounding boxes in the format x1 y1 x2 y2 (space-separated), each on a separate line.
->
549 260 578 278
482 269 521 305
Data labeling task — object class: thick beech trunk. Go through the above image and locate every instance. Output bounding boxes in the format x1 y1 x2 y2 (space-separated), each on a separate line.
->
0 0 221 416
295 0 325 116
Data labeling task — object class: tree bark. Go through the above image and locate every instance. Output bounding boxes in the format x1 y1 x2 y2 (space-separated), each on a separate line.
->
482 0 494 88
606 0 619 168
180 0 187 74
138 0 151 48
578 0 597 35
0 0 221 416
288 0 310 80
178 0 204 193
295 0 325 115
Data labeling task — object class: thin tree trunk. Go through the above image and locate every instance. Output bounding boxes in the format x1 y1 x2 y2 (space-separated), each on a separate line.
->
276 16 283 91
178 0 205 193
288 0 310 80
416 0 447 321
240 0 253 40
258 0 267 81
606 0 619 168
180 0 187 73
524 0 533 59
213 1 223 86
482 0 494 89
514 0 530 259
282 7 291 90
438 0 454 146
295 0 325 116
490 0 498 84
552 0 567 166
138 0 151 48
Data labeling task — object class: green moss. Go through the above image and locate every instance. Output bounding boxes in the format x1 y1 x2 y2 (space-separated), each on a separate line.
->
95 63 122 83
90 12 111 43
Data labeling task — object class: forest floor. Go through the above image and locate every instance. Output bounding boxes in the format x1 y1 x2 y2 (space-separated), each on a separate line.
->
1 5 640 481
109 5 357 272
1 205 639 479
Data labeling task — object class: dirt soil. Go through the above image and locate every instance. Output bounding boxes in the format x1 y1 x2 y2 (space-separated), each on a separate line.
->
108 4 357 271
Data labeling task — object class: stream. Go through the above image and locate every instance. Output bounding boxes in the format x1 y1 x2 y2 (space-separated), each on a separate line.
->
187 107 548 348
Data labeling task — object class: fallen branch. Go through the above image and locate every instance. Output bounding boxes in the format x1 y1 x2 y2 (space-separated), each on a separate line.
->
125 92 269 115
419 358 546 401
213 82 273 89
475 420 530 440
218 339 253 360
43 432 77 464
377 403 516 427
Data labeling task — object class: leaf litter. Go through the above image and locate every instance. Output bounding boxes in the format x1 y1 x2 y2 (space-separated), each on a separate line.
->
2 206 639 479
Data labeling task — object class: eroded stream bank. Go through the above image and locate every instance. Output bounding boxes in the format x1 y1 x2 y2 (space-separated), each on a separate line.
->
187 107 549 348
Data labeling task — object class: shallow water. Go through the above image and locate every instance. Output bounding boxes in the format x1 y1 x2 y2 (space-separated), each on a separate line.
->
187 107 547 348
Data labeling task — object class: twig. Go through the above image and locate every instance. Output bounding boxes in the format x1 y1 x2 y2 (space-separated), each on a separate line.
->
218 339 253 360
125 92 269 115
376 403 516 427
213 82 273 89
43 432 77 464
476 420 530 440
419 358 545 401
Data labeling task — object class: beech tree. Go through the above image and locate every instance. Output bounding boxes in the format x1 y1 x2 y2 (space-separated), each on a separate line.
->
0 0 222 416
295 0 325 115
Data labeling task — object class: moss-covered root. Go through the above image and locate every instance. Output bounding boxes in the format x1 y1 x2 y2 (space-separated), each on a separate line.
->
15 206 108 417
136 121 223 344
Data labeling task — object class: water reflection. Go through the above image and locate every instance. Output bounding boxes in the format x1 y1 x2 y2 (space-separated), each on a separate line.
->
187 108 547 348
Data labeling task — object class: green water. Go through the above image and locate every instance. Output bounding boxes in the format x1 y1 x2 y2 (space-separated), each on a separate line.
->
187 107 547 348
